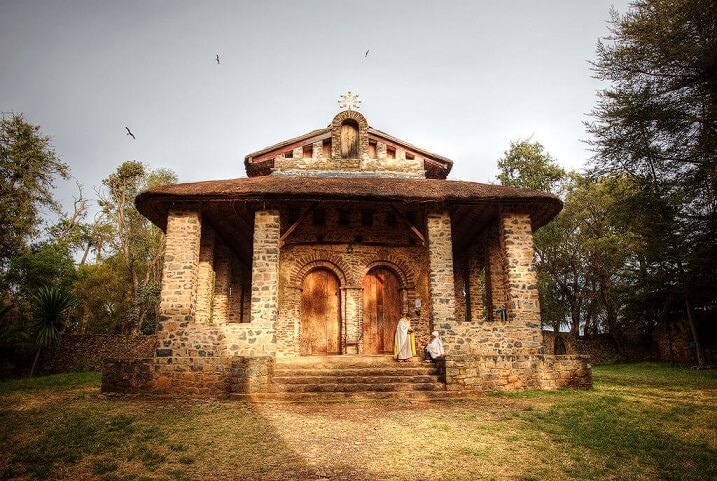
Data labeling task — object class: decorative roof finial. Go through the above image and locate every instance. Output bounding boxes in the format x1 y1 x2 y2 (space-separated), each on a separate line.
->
338 91 361 111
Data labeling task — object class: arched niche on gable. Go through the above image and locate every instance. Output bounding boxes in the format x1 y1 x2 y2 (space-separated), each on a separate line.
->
340 119 359 158
330 110 369 160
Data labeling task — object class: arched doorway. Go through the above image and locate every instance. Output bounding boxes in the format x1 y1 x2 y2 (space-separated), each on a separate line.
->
362 267 402 354
301 269 341 355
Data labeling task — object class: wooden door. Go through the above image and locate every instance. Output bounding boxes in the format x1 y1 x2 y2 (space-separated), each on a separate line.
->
362 268 402 354
340 121 359 158
301 269 341 355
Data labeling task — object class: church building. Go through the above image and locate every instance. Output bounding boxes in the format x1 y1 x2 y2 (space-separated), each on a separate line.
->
102 98 591 398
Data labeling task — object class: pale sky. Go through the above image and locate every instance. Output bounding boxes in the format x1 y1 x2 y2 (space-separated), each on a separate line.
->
0 0 629 216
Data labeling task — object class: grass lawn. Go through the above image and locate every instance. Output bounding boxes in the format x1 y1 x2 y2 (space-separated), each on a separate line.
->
0 363 715 481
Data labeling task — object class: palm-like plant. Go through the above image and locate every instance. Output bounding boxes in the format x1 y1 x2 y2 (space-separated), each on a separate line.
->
30 286 75 377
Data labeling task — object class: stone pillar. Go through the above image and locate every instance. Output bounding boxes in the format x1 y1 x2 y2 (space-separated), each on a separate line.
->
196 224 215 324
501 211 543 353
467 244 485 322
343 286 362 354
250 210 280 326
485 223 507 321
213 241 231 324
158 206 202 330
228 259 244 323
426 209 456 338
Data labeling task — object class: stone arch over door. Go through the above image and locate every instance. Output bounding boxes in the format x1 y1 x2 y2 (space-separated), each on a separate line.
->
289 255 350 289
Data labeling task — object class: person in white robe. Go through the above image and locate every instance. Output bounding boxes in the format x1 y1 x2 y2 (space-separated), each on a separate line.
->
424 331 445 361
393 313 416 362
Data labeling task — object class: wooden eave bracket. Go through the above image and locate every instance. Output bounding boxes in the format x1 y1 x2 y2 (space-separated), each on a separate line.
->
389 204 426 246
279 203 317 247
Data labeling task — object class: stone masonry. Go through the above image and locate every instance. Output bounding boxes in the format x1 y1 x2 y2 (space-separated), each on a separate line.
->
103 108 591 397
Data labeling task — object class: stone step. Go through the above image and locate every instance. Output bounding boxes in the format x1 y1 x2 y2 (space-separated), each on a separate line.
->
272 367 439 377
270 382 446 393
272 374 441 385
230 390 470 402
274 356 430 370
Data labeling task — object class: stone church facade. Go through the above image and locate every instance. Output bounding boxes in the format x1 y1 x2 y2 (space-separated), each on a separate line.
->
102 108 591 397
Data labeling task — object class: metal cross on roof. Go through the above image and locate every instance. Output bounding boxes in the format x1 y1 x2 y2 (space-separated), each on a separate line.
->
338 91 361 111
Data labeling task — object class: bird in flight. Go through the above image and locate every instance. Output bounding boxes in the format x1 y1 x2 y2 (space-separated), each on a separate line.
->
125 127 135 140
216 54 220 64
365 49 369 58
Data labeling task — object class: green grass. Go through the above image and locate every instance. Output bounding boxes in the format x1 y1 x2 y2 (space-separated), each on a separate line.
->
0 363 715 480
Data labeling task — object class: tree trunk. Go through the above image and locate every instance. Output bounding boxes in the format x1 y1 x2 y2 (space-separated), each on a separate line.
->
684 295 705 368
29 347 41 378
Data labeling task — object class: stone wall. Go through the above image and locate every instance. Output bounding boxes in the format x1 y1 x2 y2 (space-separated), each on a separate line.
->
40 335 157 373
441 354 592 392
272 110 426 178
101 355 274 397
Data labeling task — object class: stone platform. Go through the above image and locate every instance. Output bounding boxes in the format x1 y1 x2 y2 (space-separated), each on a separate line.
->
101 353 591 400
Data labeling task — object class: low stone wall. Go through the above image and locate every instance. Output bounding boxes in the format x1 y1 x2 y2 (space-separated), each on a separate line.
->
43 335 157 373
442 354 592 392
101 355 274 397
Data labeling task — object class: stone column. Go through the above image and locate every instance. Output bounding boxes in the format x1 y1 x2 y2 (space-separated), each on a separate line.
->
213 241 231 324
158 206 202 331
426 209 456 337
485 223 507 321
228 259 244 323
500 211 543 353
195 224 215 324
467 244 485 322
343 286 363 354
250 210 280 326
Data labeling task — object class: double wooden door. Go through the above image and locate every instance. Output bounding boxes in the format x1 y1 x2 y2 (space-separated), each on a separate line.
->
301 269 341 355
362 268 402 354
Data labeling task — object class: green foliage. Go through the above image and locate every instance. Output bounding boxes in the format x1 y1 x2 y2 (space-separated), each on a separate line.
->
0 113 69 273
586 0 717 363
32 286 74 348
5 241 76 301
497 140 566 194
72 255 131 333
96 161 176 334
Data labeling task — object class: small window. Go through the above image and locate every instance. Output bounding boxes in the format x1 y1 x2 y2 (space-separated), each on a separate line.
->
368 142 377 158
338 209 351 226
284 150 293 159
303 145 313 158
322 139 332 158
313 208 325 226
361 209 374 226
405 152 415 160
386 212 397 226
387 147 396 159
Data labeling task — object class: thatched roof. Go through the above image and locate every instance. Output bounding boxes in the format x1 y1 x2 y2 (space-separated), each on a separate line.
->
136 176 562 230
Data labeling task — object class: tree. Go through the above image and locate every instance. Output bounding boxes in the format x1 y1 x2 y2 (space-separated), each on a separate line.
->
97 161 176 334
4 242 76 325
29 286 74 377
586 0 717 366
0 113 69 275
497 140 566 193
72 255 131 334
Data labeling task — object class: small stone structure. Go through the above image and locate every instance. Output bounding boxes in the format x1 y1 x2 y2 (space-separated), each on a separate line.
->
102 108 591 397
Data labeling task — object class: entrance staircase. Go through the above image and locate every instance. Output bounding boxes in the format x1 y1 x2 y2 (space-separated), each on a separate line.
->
234 355 458 401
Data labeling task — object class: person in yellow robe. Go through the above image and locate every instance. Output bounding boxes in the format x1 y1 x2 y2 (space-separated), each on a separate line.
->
394 312 416 362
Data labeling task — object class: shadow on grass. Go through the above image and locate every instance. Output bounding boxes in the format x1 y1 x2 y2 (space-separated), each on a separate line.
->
525 392 717 480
